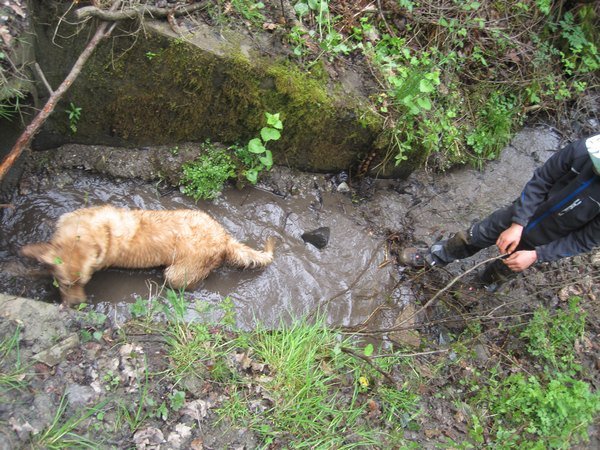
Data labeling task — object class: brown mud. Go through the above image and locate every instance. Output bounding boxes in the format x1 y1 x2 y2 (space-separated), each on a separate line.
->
1 127 600 448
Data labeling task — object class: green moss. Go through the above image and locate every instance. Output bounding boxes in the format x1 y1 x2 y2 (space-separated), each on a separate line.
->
53 24 383 173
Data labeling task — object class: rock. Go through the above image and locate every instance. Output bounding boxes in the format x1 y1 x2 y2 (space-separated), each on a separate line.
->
133 427 165 449
301 227 331 249
32 333 79 367
65 384 96 409
0 295 74 355
336 181 350 193
473 344 491 363
390 304 421 348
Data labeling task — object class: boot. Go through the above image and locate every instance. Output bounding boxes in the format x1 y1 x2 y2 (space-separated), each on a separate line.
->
480 258 517 287
399 247 434 268
429 229 480 266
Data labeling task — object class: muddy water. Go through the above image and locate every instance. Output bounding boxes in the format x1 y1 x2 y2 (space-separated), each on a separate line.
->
0 168 396 329
0 126 572 330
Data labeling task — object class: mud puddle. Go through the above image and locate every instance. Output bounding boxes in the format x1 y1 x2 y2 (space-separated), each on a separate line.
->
0 126 591 333
0 165 397 329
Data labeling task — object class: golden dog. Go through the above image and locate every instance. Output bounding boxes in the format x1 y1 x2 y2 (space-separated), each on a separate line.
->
21 205 275 306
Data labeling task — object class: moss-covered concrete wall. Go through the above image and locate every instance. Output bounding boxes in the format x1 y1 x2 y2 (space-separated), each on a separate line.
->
30 2 385 173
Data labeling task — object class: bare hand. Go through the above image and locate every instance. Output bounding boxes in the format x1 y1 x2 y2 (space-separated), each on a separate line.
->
503 250 537 272
496 223 524 254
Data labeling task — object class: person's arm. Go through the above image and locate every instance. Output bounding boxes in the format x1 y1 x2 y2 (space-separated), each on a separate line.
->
534 216 600 262
511 141 578 227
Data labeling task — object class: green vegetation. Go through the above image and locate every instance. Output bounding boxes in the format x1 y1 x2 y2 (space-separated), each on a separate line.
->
455 297 600 449
0 51 24 121
32 395 108 449
279 0 599 169
0 325 25 397
180 112 283 200
2 288 598 448
65 102 82 134
180 142 236 200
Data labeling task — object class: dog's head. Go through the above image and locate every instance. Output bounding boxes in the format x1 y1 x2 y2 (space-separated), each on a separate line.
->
20 242 93 306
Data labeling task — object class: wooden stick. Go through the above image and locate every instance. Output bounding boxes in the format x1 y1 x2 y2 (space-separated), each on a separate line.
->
0 1 122 181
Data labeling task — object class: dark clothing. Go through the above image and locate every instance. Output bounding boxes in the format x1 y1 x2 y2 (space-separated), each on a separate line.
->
431 134 600 265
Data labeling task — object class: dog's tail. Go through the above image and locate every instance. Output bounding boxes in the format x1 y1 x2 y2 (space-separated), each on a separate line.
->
226 237 275 268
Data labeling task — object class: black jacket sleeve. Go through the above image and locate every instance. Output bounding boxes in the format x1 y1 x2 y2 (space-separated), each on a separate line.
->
511 141 577 227
535 215 600 262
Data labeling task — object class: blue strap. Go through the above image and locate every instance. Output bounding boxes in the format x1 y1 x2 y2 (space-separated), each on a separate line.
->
524 177 596 233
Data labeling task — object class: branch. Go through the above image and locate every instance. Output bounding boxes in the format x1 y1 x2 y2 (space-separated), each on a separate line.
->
0 1 122 181
75 2 208 22
340 346 396 385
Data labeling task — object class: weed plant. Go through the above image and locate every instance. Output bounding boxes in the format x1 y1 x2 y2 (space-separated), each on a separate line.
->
180 112 283 200
460 297 600 448
180 142 236 201
282 0 599 170
143 290 421 447
0 324 26 397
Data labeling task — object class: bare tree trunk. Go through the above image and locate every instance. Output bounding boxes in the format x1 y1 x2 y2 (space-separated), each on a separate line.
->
0 2 121 181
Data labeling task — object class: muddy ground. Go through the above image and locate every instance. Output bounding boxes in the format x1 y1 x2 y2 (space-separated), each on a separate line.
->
1 126 600 448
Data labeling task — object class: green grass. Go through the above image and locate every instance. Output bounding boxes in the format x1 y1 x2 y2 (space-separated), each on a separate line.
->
0 324 27 396
32 395 109 449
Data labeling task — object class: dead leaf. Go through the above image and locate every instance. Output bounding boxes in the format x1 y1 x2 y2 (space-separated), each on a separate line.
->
133 427 165 449
190 438 204 450
9 3 26 18
263 22 278 32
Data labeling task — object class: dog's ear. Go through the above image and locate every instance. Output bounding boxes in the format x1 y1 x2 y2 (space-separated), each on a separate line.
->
20 242 58 266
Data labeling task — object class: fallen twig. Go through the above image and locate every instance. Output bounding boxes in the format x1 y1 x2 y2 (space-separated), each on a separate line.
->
341 346 396 385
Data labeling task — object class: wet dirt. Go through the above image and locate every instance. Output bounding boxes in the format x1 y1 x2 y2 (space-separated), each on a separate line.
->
1 126 600 449
0 155 397 330
0 127 594 330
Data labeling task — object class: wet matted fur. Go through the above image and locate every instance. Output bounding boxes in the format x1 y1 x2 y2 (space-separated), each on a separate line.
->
21 205 275 306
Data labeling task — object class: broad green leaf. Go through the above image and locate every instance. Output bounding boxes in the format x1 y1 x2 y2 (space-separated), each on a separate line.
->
364 343 374 357
259 150 273 169
261 127 281 142
246 168 259 184
419 79 434 93
248 138 266 154
294 3 309 16
308 0 320 11
417 96 432 110
266 112 283 129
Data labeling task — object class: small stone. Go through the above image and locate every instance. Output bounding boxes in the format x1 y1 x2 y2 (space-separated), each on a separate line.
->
473 344 491 362
336 181 350 193
66 384 96 408
301 227 330 249
32 333 79 367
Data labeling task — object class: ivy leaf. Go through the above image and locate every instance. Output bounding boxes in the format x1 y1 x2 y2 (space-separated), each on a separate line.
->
259 150 273 169
248 138 266 154
260 127 281 142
